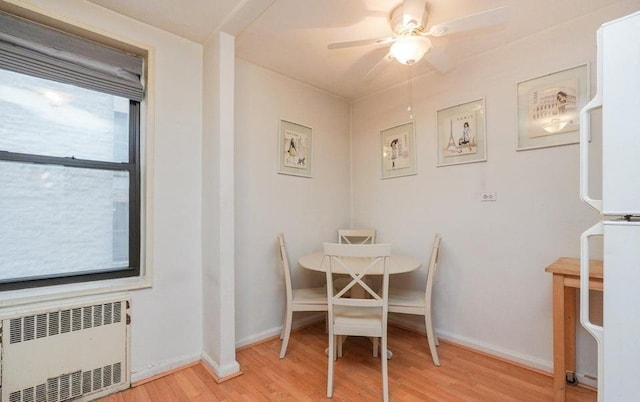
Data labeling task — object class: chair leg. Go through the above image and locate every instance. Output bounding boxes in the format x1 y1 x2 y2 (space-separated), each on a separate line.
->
279 310 293 359
325 312 329 334
337 335 343 358
280 316 285 340
372 337 379 358
327 334 335 397
425 314 440 366
381 336 389 402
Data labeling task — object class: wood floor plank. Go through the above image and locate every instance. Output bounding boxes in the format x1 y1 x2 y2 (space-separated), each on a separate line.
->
100 324 596 401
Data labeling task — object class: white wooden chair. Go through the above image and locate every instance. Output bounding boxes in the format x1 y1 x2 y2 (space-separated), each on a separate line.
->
388 234 442 366
337 228 376 244
278 233 327 359
335 228 377 298
324 242 392 401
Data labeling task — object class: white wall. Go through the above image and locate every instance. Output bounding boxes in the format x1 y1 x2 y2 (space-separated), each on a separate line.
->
234 60 351 346
7 0 205 380
350 1 638 379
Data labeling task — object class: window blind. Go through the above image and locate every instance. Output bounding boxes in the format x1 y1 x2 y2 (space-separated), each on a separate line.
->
0 11 144 101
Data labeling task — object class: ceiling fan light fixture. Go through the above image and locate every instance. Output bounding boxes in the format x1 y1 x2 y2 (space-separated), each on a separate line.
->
390 36 431 65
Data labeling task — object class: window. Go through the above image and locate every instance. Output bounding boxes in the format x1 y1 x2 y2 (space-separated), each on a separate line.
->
0 11 144 290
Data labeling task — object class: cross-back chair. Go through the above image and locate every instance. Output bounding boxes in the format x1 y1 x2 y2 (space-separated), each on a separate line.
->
278 233 327 359
323 242 392 401
335 229 376 297
337 228 376 244
388 234 442 365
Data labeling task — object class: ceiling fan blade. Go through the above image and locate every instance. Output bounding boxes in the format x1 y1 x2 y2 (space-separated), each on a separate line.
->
427 6 510 37
423 47 453 74
403 0 428 28
363 52 394 81
328 36 395 50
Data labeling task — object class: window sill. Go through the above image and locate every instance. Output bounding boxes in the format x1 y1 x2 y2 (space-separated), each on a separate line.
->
0 276 151 308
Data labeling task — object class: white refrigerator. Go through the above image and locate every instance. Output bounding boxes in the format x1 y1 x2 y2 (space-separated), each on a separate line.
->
579 10 640 402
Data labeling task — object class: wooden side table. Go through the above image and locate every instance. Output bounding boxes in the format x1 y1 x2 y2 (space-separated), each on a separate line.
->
545 257 603 402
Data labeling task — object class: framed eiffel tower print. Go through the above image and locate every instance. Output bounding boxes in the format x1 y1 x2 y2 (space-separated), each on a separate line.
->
436 99 487 167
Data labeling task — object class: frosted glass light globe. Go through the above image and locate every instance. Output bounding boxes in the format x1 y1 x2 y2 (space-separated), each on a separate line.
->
390 36 431 65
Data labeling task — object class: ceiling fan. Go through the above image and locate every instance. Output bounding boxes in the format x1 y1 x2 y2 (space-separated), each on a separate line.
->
328 0 510 79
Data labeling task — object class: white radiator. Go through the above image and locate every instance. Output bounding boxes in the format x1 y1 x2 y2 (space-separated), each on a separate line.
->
0 296 131 402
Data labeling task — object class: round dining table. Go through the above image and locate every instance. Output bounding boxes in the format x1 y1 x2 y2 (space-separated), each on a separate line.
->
298 252 421 275
298 251 421 360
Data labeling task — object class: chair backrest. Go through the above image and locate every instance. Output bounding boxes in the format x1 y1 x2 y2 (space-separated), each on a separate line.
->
278 233 293 304
337 228 376 245
425 234 442 302
323 243 391 310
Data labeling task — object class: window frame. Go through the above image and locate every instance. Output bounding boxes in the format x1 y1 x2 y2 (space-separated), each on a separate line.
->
0 98 142 291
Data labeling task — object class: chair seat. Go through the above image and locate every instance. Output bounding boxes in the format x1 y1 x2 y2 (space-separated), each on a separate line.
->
278 233 328 359
388 288 426 308
292 287 327 304
334 306 383 337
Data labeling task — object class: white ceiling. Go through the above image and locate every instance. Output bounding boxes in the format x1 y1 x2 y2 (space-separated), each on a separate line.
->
87 0 626 100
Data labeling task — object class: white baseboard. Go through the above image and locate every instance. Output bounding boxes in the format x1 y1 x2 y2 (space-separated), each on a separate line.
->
133 314 323 383
235 312 325 348
575 372 598 388
201 351 241 379
131 353 201 384
391 315 598 387
389 315 552 372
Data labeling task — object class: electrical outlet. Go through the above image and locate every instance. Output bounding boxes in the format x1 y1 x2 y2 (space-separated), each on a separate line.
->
481 192 497 202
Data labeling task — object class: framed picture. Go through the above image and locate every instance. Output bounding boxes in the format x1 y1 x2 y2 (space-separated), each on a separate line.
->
516 64 589 151
278 119 312 177
380 122 416 179
436 99 486 167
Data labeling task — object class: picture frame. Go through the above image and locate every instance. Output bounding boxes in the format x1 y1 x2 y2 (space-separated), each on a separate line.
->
380 121 416 179
436 98 487 167
278 119 312 177
516 64 589 151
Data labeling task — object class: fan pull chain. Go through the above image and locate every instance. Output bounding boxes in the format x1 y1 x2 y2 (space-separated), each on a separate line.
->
407 65 414 120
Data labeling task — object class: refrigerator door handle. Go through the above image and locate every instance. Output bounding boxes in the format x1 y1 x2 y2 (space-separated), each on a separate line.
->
580 222 604 401
579 29 603 213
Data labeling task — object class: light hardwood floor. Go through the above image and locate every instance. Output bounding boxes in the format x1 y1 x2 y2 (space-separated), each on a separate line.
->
100 323 596 401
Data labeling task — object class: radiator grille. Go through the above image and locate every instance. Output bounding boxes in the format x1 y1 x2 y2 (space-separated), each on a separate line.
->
114 301 122 323
48 312 59 337
72 308 81 332
36 384 46 402
23 316 34 342
8 302 123 344
8 363 123 402
9 318 21 344
60 310 71 334
93 305 102 327
83 306 92 329
36 314 47 339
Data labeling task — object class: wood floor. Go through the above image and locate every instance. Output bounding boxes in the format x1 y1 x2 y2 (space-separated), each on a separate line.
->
100 323 596 401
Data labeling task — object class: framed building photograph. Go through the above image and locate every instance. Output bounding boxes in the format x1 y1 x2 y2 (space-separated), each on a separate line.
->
516 64 589 151
380 121 416 179
278 119 312 177
436 99 487 167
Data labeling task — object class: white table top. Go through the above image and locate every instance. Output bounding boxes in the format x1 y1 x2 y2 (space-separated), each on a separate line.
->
298 252 421 275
